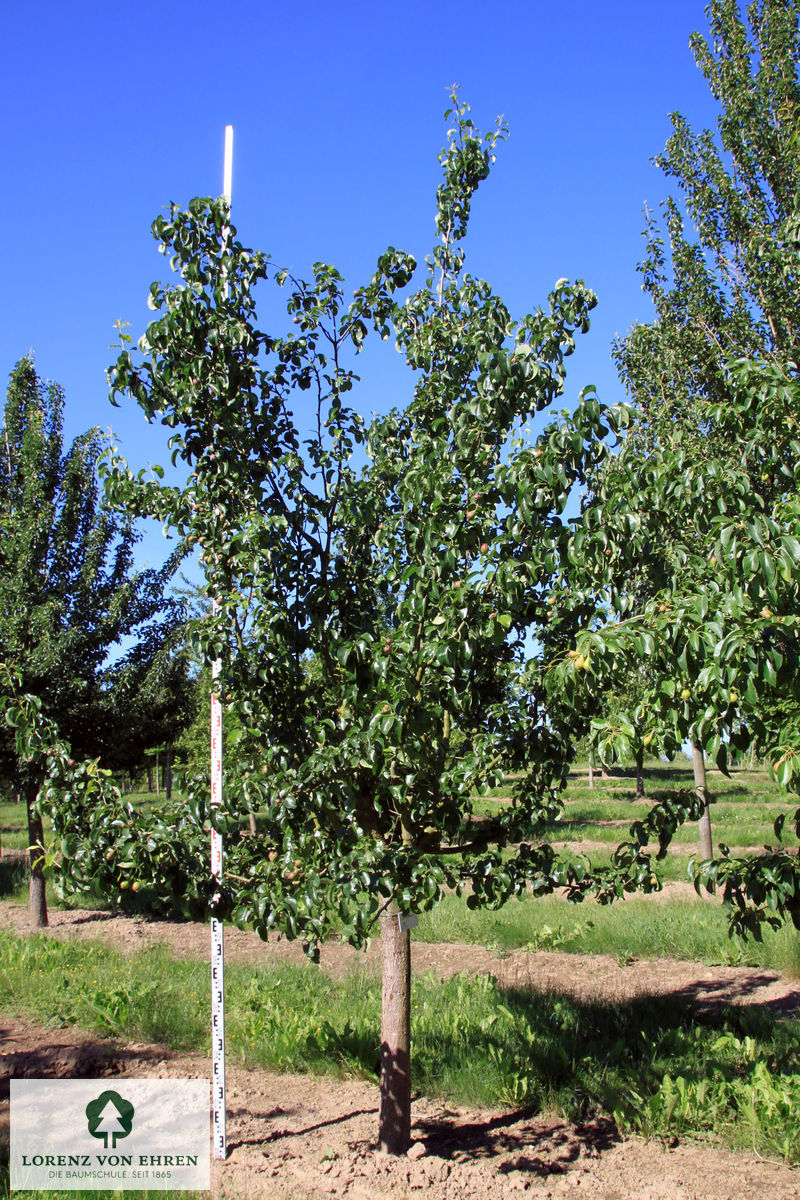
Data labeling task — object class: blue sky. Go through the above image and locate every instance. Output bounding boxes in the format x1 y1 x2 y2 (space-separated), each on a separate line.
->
1 0 720 572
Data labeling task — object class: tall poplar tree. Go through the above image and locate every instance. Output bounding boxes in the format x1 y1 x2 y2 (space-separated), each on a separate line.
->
571 0 800 868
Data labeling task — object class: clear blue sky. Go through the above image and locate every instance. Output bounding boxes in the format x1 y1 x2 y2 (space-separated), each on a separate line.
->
1 0 720 571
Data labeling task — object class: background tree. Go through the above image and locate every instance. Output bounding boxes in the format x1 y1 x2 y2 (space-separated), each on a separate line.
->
0 357 182 925
557 0 800 926
102 637 197 795
620 0 800 405
106 93 621 1153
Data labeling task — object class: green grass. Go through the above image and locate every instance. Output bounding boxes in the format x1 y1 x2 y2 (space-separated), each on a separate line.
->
413 890 800 972
474 759 795 854
0 1180 202 1200
5 759 800 1170
0 799 28 853
0 854 28 900
2 929 800 1162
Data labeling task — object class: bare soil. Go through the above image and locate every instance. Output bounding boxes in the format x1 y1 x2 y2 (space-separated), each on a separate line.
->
2 898 800 1199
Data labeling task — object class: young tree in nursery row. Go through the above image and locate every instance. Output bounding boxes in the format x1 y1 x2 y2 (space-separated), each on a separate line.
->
103 93 626 1153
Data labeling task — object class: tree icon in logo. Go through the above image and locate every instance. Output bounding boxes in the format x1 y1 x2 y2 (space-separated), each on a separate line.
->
85 1090 135 1148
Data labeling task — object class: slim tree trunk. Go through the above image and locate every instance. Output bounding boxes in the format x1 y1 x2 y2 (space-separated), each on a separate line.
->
379 902 411 1154
146 762 154 793
25 783 47 928
692 740 713 860
635 749 645 799
588 760 594 790
155 751 160 796
165 747 173 802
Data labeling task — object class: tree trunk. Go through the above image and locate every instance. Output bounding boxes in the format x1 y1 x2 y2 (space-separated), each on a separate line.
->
635 749 645 799
165 747 173 802
25 783 48 928
146 762 154 793
155 752 160 796
692 740 713 860
379 903 411 1154
588 760 594 790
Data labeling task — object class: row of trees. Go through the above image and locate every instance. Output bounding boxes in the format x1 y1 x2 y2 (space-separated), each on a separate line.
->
566 0 800 884
3 0 800 1157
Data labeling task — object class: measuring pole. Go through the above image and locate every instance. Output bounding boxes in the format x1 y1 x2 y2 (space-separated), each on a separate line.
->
211 122 234 1163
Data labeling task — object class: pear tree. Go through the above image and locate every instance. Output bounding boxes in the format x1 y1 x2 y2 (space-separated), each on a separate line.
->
104 93 620 1152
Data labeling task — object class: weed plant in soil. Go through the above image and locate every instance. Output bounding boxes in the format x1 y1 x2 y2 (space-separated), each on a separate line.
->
2 930 800 1161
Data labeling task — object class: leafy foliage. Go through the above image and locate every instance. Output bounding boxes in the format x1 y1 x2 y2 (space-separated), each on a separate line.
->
0 357 183 786
104 92 624 951
557 0 800 932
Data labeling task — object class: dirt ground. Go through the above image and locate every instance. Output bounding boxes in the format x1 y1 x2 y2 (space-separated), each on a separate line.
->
2 897 800 1200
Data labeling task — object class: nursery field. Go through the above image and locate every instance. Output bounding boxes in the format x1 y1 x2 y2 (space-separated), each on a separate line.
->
2 754 793 882
2 759 800 1199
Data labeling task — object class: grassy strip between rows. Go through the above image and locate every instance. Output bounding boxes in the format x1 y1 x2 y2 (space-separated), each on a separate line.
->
412 891 800 971
7 847 800 973
2 930 800 1166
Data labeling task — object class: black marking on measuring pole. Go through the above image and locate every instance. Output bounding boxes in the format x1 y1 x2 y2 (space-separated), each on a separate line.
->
211 911 226 1158
210 684 226 1160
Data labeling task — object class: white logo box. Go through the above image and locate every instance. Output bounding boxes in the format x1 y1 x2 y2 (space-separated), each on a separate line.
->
10 1079 210 1191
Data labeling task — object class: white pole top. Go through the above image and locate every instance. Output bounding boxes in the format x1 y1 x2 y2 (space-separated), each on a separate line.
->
223 126 233 205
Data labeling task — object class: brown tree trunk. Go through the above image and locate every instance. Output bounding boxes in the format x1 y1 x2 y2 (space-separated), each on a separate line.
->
379 903 411 1154
155 752 160 796
165 747 173 802
635 750 645 799
146 761 154 793
588 761 594 790
692 740 713 860
25 783 48 928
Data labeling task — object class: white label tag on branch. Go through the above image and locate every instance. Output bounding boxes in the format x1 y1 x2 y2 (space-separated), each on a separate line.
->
397 913 418 933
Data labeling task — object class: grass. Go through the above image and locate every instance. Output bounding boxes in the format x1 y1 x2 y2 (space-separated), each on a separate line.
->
0 799 28 854
2 928 800 1163
474 758 796 856
413 890 800 972
0 1185 203 1200
5 759 800 1187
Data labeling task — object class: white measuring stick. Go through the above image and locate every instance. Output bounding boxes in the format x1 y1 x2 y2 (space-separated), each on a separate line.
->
210 122 234 1163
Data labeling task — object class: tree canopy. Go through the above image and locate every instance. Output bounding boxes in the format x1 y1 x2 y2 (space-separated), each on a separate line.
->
103 91 631 1150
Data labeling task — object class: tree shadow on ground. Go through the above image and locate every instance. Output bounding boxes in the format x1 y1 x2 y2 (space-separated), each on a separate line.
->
414 1109 618 1170
0 1023 173 1106
472 977 794 1130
